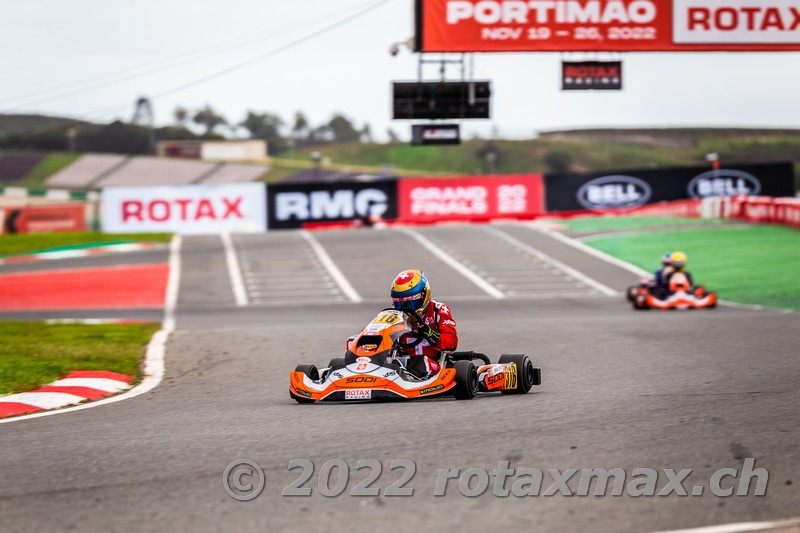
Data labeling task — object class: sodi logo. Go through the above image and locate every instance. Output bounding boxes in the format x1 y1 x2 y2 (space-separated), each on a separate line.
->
576 175 652 210
687 170 761 198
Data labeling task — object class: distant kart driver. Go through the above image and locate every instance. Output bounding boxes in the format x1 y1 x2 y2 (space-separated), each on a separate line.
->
653 252 675 297
390 269 458 378
665 251 693 292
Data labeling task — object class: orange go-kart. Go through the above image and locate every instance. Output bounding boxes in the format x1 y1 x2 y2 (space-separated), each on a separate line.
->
631 272 717 310
290 308 541 403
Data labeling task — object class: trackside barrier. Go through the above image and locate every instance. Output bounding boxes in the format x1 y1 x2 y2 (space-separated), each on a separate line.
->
552 196 800 230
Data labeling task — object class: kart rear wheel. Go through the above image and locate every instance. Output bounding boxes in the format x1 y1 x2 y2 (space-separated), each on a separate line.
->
292 364 319 404
498 354 539 394
452 360 478 400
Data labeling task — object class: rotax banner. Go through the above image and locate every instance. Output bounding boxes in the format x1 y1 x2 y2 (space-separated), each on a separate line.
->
417 0 800 52
101 183 267 234
398 174 544 223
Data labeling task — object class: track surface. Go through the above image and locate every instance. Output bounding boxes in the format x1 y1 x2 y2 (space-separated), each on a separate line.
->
1 224 798 532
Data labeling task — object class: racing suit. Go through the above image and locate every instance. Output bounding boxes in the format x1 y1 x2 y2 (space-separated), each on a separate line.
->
653 266 675 298
400 300 458 378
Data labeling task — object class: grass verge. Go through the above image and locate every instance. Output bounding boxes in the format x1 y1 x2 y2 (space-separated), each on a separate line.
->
584 224 800 310
0 231 171 257
0 322 160 396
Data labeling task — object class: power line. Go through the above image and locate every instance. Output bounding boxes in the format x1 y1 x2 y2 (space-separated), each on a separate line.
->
1 0 376 111
83 0 392 123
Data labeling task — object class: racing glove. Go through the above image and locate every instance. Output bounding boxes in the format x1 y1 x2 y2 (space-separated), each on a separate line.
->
419 324 440 345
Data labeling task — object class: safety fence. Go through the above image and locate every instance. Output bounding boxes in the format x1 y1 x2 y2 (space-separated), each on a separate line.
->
0 162 796 234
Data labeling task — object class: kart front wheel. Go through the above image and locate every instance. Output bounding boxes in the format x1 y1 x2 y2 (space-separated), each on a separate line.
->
498 354 540 394
327 357 346 368
292 364 319 404
452 360 478 400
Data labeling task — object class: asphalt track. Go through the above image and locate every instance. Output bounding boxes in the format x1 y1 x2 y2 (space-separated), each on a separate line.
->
1 223 798 532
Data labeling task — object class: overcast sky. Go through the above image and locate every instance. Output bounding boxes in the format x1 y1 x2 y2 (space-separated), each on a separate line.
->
3 0 800 141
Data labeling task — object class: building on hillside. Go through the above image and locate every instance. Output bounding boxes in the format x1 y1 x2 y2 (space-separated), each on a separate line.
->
156 140 267 162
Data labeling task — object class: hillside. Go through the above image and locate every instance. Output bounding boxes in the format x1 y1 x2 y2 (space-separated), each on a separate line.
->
281 130 800 187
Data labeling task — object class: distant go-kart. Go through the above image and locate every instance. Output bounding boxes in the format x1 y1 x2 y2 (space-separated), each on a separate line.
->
629 272 717 310
290 308 541 403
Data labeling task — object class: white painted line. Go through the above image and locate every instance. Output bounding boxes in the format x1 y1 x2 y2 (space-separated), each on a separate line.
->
396 227 504 299
300 230 362 303
652 517 800 533
220 233 248 307
0 234 182 425
485 226 618 297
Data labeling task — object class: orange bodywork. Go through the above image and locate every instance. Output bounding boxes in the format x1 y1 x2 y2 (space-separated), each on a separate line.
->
290 367 457 401
477 363 518 392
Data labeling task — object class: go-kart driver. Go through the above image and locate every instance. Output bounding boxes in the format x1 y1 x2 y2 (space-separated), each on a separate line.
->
390 269 458 379
652 252 674 298
664 251 694 290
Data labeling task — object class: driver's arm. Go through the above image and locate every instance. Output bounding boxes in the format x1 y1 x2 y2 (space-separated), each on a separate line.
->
433 303 458 351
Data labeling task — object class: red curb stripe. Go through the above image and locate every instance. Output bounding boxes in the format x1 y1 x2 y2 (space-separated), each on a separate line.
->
65 370 132 383
33 385 112 401
0 403 43 417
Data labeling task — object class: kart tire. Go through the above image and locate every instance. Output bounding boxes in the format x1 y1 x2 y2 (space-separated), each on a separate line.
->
498 354 537 394
452 360 478 400
292 364 319 404
327 357 346 369
626 286 637 302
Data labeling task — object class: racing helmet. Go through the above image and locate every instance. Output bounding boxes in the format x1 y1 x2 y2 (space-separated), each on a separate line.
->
661 252 673 266
670 251 688 270
391 269 431 314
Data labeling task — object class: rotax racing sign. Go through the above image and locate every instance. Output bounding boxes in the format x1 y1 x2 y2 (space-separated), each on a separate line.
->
416 0 800 52
101 183 267 234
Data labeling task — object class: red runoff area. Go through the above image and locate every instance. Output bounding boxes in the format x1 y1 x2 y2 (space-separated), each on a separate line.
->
0 263 168 310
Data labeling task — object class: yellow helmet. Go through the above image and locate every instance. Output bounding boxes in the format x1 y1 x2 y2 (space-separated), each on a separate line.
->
670 251 687 269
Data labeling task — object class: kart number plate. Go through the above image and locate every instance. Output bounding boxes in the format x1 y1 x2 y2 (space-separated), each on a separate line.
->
345 389 372 400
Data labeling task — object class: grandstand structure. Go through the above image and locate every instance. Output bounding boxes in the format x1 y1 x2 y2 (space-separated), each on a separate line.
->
45 153 267 190
0 153 45 185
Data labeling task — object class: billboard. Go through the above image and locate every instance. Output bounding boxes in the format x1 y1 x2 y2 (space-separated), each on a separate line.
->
544 162 795 212
267 180 398 229
1 205 86 234
393 81 491 120
411 124 462 145
101 183 267 234
416 0 800 52
562 61 622 90
398 174 544 223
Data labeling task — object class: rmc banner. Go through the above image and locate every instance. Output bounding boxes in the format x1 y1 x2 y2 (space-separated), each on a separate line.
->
267 180 398 229
101 183 267 234
544 162 796 212
416 0 800 52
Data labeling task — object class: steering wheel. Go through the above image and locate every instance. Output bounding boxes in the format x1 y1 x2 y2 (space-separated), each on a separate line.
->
381 307 429 348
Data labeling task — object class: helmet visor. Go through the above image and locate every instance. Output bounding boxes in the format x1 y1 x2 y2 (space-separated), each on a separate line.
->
392 293 425 312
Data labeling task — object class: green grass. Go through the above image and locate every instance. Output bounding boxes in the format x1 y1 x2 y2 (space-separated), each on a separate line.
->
560 216 734 233
0 231 171 257
584 225 800 310
0 322 160 396
20 152 81 188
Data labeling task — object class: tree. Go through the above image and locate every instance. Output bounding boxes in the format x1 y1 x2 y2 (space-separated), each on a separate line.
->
326 113 361 143
239 111 287 155
292 112 310 143
173 106 189 128
360 123 372 143
192 105 227 135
